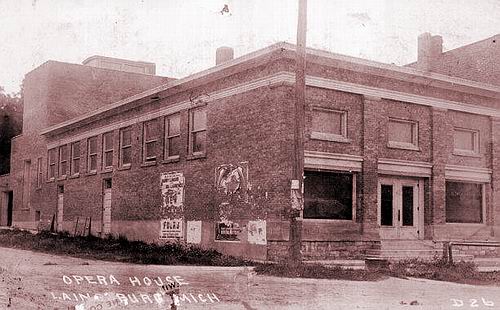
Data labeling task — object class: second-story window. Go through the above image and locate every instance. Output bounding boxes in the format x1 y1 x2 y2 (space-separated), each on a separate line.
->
165 113 181 159
71 141 80 175
189 108 207 155
387 118 419 150
311 107 348 142
59 144 68 177
454 127 479 156
102 132 114 169
87 136 98 173
47 148 57 180
143 119 159 162
119 127 132 167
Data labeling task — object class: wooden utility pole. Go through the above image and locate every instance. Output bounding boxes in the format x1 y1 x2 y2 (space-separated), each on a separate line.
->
289 0 307 265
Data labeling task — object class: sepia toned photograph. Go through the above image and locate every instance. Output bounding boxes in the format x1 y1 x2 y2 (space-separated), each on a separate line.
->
1 0 500 309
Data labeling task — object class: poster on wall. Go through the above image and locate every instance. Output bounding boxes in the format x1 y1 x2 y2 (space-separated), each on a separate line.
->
215 162 248 197
159 218 183 239
160 171 185 218
247 220 267 245
215 221 242 242
186 221 202 244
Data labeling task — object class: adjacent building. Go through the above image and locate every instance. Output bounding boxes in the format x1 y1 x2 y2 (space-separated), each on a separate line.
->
1 34 500 261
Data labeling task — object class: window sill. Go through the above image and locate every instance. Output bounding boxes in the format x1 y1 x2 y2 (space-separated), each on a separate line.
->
310 132 350 143
187 153 206 161
444 222 486 226
100 169 113 174
117 165 131 171
46 178 55 183
69 173 80 179
86 171 98 176
302 218 354 223
453 151 481 158
141 161 157 167
57 175 67 181
163 156 180 164
387 142 420 151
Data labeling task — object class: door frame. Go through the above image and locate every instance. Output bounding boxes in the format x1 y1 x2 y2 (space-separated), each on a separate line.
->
377 176 424 240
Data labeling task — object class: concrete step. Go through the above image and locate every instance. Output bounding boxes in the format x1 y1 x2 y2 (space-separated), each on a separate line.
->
367 249 442 257
379 240 443 250
303 259 366 270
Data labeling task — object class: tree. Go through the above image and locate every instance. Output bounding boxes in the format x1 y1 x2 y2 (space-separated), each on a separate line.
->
0 85 23 175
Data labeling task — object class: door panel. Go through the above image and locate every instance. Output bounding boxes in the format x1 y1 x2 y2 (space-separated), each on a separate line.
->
378 178 423 240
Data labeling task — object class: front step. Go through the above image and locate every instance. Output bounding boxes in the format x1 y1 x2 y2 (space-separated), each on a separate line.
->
303 259 366 270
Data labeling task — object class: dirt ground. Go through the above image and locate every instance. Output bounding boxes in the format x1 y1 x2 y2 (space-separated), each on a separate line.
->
1 247 500 310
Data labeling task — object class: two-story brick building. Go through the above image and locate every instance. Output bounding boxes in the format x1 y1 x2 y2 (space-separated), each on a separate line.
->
2 34 500 261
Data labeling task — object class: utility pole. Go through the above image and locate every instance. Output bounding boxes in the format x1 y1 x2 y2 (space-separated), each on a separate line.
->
289 0 307 266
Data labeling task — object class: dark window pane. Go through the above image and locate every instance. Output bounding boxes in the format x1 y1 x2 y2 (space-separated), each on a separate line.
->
192 109 207 132
145 142 157 160
192 131 206 153
381 185 393 226
103 132 113 150
121 128 132 146
168 115 181 136
72 142 80 158
121 147 131 165
303 171 353 220
60 145 68 160
402 186 414 226
446 182 482 223
50 165 56 178
89 137 97 154
60 161 68 175
145 119 159 140
168 136 180 157
90 155 97 171
104 151 113 168
72 158 80 174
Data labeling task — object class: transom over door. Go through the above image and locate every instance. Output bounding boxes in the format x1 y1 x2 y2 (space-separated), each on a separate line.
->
378 177 423 240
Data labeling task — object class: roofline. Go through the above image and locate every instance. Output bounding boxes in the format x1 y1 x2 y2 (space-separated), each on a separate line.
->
40 42 500 136
440 33 500 56
82 55 156 66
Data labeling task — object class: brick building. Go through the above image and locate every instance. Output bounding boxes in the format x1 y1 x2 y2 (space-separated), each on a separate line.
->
1 34 500 261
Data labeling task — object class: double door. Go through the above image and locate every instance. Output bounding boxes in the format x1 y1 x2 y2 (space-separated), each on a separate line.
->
378 177 423 239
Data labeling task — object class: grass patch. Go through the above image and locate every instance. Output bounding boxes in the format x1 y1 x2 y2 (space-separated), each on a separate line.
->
389 258 500 286
255 262 386 281
0 228 251 267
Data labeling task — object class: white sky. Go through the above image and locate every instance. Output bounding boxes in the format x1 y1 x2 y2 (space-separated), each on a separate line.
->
0 0 499 94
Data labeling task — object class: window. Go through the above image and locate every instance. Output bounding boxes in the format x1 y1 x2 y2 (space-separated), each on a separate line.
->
102 132 114 169
47 149 57 180
311 107 348 142
71 141 80 175
119 127 132 167
388 118 418 150
165 114 181 159
189 108 207 155
87 136 98 173
143 119 160 162
59 145 68 177
446 181 484 223
36 157 43 188
304 171 354 220
454 128 479 155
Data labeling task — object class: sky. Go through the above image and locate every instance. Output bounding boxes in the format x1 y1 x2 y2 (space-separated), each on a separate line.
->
0 0 499 94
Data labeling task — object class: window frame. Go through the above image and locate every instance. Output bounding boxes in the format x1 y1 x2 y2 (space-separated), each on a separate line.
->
143 118 160 163
310 107 349 143
58 144 69 178
70 141 80 176
47 148 57 181
36 157 43 188
119 127 132 168
102 131 114 170
453 127 480 156
188 107 207 156
164 113 181 160
302 170 357 222
87 136 98 173
445 180 486 225
387 118 419 151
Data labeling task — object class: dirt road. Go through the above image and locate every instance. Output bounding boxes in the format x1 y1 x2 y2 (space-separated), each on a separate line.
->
1 247 499 309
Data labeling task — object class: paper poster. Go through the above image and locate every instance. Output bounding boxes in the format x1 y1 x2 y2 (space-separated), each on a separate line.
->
215 221 242 242
159 218 183 239
186 221 202 244
160 171 185 218
247 220 266 245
